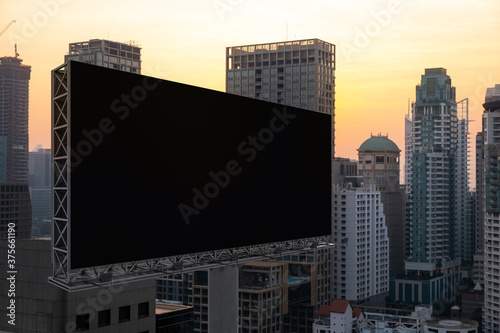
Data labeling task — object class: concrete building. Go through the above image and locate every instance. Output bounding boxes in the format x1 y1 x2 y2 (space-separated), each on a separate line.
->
394 68 462 306
65 39 141 73
456 99 472 263
358 134 405 275
239 261 289 332
0 56 31 184
0 238 156 332
332 157 358 187
481 83 500 332
475 132 484 255
332 184 389 304
225 38 335 333
28 145 52 232
226 38 335 155
312 300 354 333
0 183 31 239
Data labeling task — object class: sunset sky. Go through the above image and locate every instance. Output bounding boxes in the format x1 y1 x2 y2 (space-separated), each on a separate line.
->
1 0 499 185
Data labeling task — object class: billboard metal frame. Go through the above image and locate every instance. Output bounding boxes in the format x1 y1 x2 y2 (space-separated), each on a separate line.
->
49 63 333 292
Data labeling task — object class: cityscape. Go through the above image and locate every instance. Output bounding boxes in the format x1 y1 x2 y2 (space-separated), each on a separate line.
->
1 1 500 333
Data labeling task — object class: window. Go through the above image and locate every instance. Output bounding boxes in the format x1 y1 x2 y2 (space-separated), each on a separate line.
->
98 309 111 327
138 302 149 318
119 305 131 323
76 314 90 331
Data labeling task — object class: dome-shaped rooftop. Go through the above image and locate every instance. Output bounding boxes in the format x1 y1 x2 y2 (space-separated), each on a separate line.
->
358 134 399 151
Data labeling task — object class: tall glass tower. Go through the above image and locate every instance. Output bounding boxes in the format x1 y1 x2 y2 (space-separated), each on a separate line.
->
406 68 458 268
391 68 462 306
0 56 31 183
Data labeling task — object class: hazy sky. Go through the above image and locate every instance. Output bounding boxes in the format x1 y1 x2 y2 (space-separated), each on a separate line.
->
1 0 499 181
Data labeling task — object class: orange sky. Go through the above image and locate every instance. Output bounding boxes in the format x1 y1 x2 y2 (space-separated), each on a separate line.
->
1 0 499 186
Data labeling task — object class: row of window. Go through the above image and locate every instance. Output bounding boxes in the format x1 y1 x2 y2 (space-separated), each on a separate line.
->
75 302 149 331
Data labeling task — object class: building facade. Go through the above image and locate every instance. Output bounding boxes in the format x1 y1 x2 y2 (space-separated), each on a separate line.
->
226 38 335 155
481 84 500 332
0 238 156 333
65 39 141 73
28 145 52 228
0 183 31 239
358 134 405 275
332 184 389 303
0 56 31 184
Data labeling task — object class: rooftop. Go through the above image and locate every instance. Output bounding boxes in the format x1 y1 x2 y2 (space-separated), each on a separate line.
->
358 134 400 151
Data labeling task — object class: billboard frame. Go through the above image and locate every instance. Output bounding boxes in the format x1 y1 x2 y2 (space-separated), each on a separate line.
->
49 62 333 291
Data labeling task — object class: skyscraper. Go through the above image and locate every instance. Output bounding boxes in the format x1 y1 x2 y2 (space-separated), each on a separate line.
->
29 145 52 224
65 39 141 73
481 83 500 332
226 38 335 155
332 184 389 303
0 56 31 183
358 134 405 275
225 38 335 332
0 55 32 239
391 68 462 305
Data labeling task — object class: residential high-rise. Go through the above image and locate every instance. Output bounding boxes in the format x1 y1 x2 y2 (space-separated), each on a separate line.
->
481 83 500 332
358 134 405 275
226 38 335 155
0 56 31 183
475 131 484 254
29 145 52 226
65 39 141 73
332 184 389 304
391 68 462 305
0 55 32 239
456 99 472 263
225 38 335 333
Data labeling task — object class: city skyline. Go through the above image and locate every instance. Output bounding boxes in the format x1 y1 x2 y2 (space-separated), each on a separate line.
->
1 0 499 169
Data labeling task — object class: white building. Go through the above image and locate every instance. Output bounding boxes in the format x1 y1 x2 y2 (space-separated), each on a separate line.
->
332 184 389 302
481 84 500 332
313 300 359 333
65 39 141 73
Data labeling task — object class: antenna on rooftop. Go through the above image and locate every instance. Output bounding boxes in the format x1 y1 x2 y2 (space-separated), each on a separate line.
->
14 44 19 58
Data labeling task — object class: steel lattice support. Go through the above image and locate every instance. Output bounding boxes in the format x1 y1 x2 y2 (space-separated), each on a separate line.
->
49 62 334 292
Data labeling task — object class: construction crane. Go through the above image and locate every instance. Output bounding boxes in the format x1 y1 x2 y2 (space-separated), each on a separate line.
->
0 20 16 38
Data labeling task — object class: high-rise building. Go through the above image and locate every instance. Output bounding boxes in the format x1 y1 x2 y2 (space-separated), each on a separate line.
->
358 134 405 275
391 68 462 305
226 38 335 155
481 83 500 332
65 39 141 73
456 99 472 263
332 184 389 303
29 145 52 226
475 131 484 254
225 38 335 333
0 56 31 183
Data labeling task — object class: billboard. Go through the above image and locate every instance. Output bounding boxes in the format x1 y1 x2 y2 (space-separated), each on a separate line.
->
66 61 331 269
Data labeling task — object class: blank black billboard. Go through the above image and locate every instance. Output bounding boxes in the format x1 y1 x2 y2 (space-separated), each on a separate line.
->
68 61 331 269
